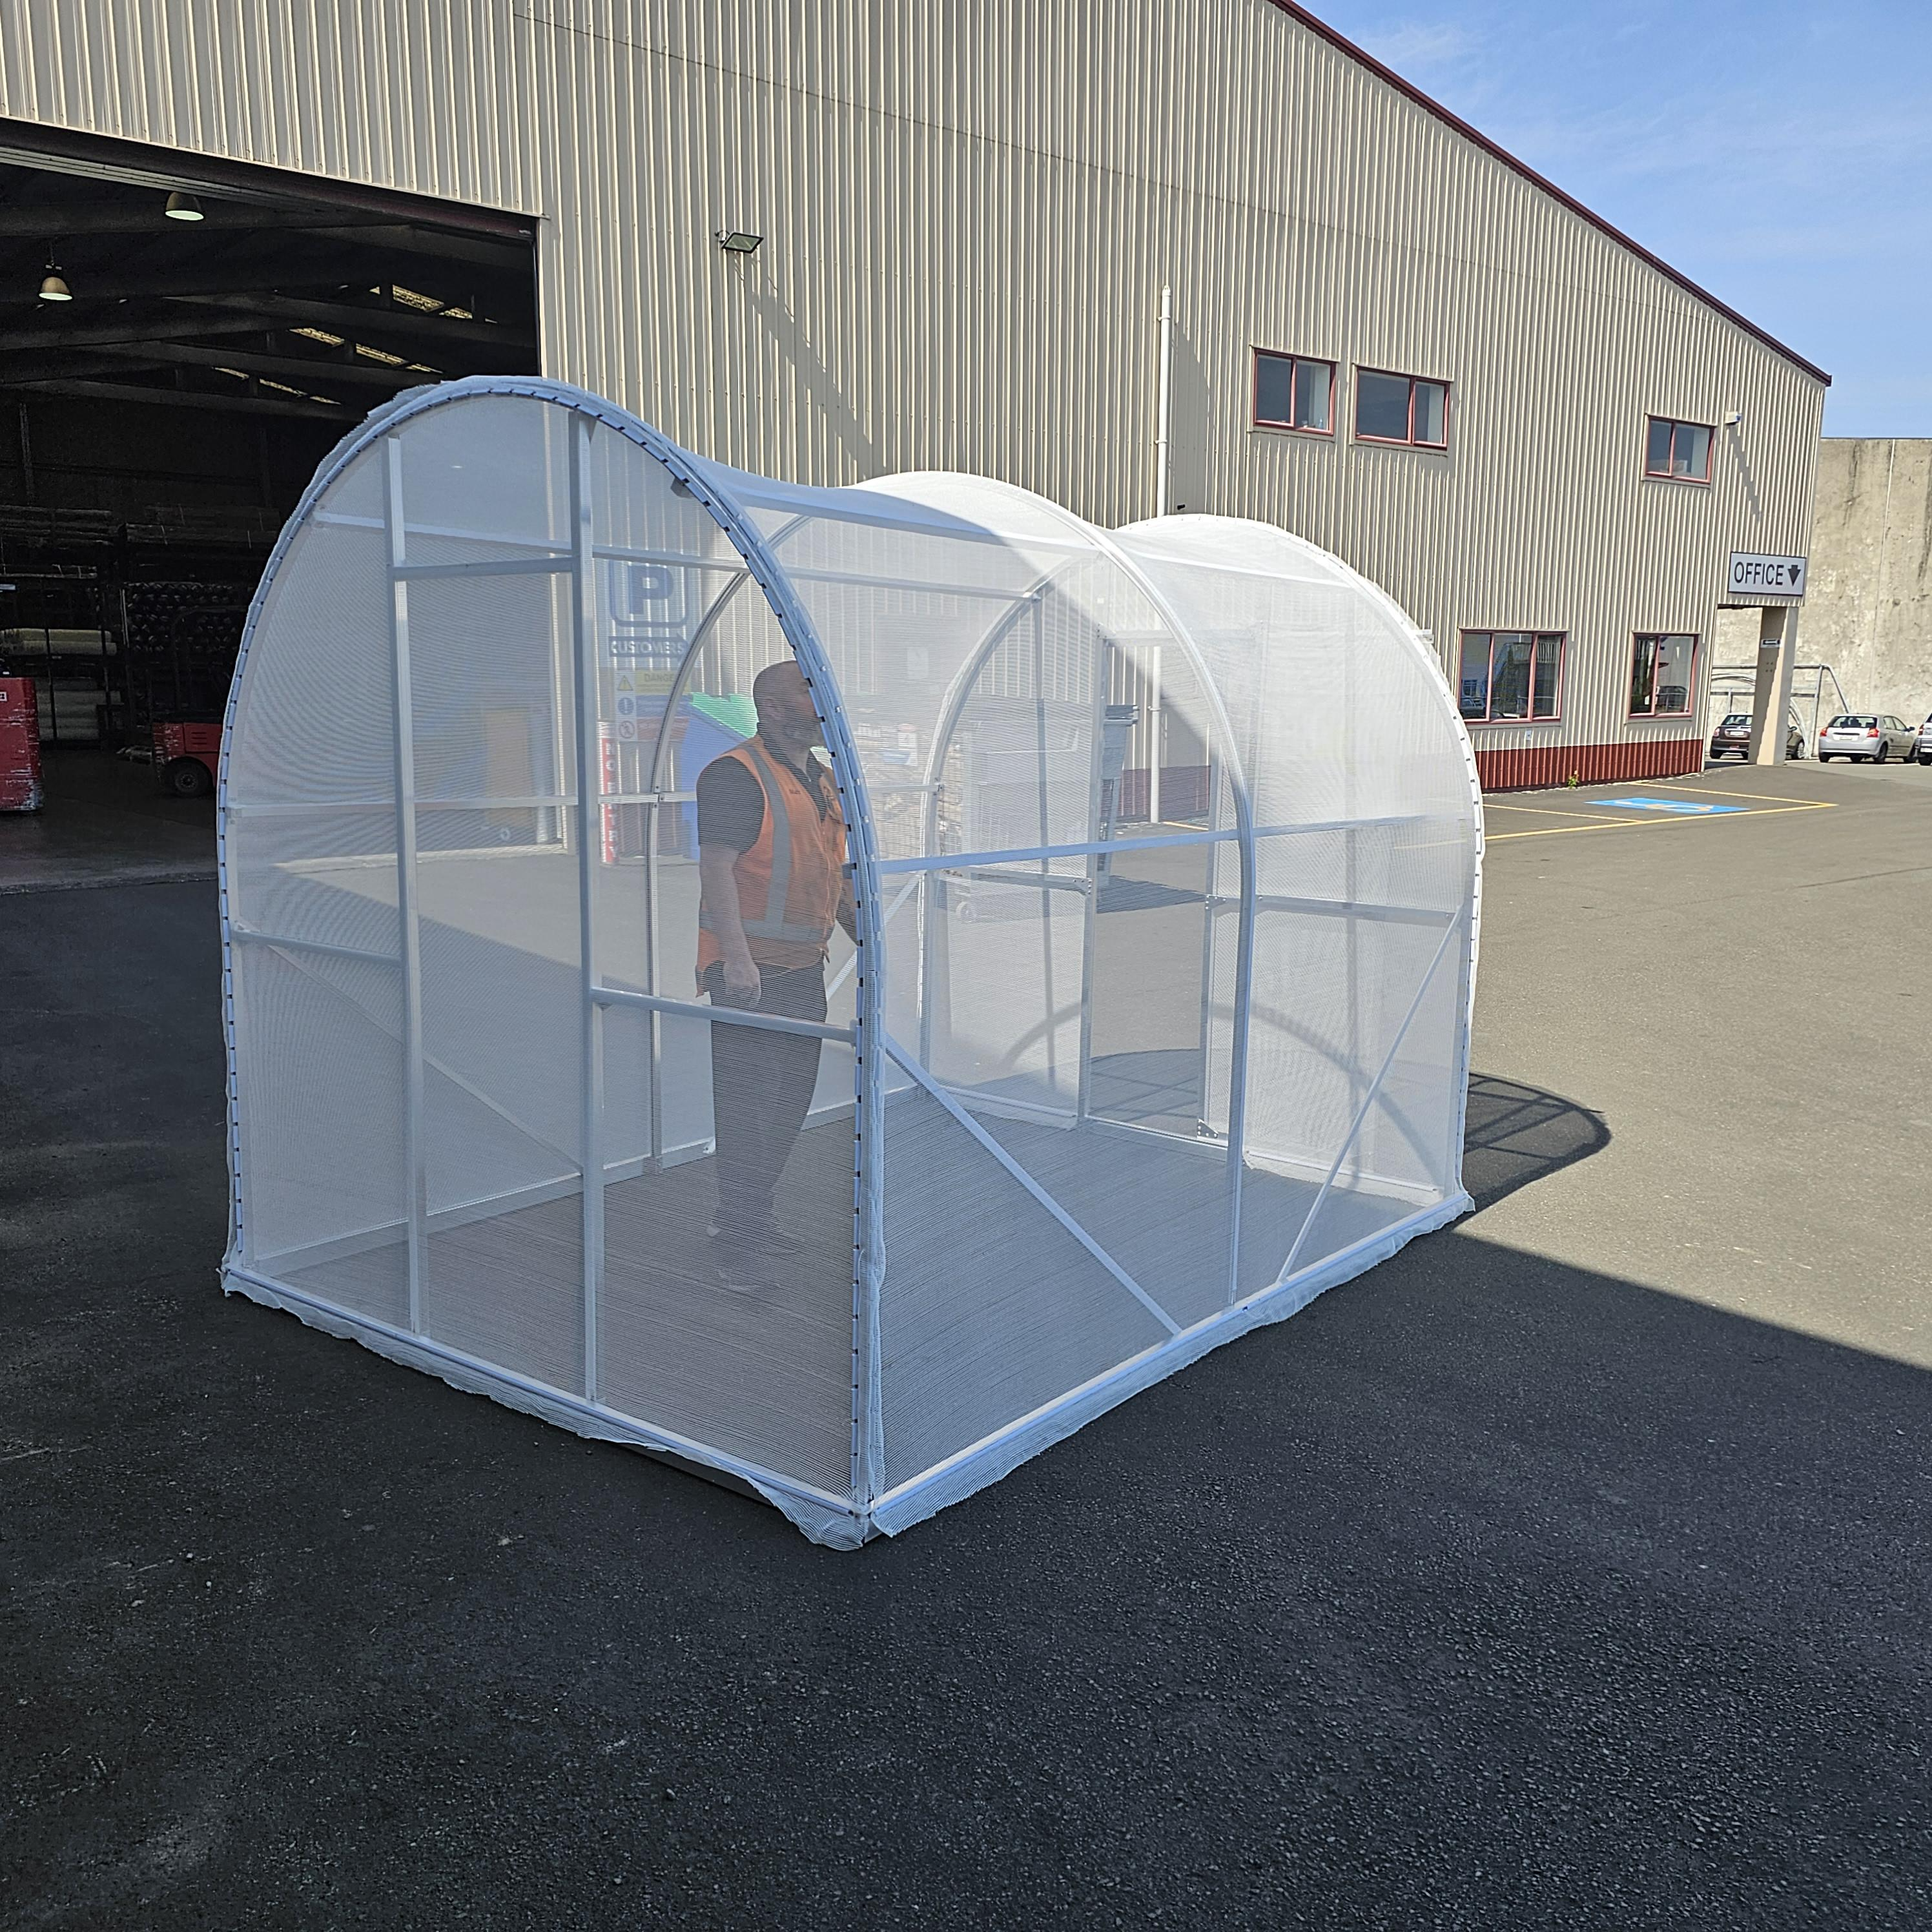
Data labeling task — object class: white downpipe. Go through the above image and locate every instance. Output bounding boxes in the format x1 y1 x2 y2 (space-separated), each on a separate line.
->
1154 283 1173 519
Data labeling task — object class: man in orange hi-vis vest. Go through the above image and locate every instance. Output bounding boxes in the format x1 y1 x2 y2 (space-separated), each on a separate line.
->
696 659 857 1288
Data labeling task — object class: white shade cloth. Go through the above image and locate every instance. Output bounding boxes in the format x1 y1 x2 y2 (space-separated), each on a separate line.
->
218 378 1483 1545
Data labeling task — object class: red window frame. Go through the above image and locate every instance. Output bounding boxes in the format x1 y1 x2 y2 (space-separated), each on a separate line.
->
1457 630 1566 724
1353 366 1451 449
1629 632 1700 718
1251 349 1336 438
1644 415 1714 484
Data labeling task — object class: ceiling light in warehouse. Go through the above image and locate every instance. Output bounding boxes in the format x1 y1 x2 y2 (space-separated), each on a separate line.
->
164 190 205 221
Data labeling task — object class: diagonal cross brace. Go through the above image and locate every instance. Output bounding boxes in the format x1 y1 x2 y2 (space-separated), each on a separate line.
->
879 1034 1182 1339
1269 910 1464 1290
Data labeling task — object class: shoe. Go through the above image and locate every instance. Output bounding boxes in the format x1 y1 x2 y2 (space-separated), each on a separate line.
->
709 1239 770 1292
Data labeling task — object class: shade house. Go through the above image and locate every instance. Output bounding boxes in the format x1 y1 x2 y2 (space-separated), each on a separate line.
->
218 377 1483 1546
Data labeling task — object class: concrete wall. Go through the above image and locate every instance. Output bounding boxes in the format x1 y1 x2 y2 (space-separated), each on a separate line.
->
1713 439 1932 737
1802 440 1932 724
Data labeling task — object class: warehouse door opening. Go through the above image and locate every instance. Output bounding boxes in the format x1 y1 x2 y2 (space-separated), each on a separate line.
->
0 119 537 831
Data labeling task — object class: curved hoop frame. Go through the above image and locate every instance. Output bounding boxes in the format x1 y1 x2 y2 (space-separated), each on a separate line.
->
218 375 889 1516
216 380 1482 1546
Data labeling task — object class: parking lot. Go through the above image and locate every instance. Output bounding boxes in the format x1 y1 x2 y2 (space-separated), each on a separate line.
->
4 755 1930 1929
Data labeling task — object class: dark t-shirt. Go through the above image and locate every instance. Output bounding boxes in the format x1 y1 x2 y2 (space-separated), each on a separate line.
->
695 737 836 852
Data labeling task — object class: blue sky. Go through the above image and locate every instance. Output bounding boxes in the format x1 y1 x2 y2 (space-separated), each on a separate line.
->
1306 1 1932 436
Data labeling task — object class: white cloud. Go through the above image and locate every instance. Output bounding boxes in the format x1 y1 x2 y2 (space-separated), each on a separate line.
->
1355 18 1479 76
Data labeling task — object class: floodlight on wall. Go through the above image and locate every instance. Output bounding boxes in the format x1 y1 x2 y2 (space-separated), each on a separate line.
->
715 229 763 254
164 190 205 222
1723 411 1743 427
37 254 71 302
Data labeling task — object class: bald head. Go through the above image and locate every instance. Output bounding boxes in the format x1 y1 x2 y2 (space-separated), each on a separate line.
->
752 659 807 713
751 657 823 757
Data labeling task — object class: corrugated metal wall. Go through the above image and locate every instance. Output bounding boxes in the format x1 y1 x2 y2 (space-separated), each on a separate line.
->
0 0 1826 773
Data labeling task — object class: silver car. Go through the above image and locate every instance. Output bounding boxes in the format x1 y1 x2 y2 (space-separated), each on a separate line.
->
1709 710 1804 759
1916 713 1932 765
1817 714 1917 763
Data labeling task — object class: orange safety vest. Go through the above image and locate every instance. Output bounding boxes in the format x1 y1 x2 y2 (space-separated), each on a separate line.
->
696 735 847 978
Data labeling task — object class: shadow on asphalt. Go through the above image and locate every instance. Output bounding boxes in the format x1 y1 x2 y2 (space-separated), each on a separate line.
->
1461 1070 1610 1211
4 881 1928 1929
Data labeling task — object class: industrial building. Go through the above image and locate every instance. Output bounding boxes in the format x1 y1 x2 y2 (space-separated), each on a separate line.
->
0 0 1825 791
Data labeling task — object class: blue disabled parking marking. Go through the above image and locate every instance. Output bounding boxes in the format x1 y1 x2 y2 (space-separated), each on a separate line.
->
1599 797 1746 815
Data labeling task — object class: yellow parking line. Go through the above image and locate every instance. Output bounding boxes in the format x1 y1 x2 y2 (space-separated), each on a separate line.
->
1489 801 1838 841
1645 779 1838 807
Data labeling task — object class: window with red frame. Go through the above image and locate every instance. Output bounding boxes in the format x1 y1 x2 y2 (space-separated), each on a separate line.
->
1458 632 1563 723
1645 416 1712 481
1630 633 1698 716
1355 367 1449 448
1253 351 1334 434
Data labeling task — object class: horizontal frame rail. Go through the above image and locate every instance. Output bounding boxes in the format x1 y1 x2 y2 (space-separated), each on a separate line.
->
874 816 1435 876
314 509 571 553
754 490 1096 550
591 544 748 571
1209 893 1458 927
879 828 1233 874
226 794 579 814
782 565 1042 604
593 983 856 1043
392 555 572 581
954 866 1093 894
222 798 397 815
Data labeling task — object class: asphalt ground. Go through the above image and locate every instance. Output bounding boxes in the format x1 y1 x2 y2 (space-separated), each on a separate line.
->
3 755 1930 1929
0 748 217 897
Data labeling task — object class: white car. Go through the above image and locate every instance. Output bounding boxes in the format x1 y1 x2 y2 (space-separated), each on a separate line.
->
1916 713 1932 766
1817 714 1917 763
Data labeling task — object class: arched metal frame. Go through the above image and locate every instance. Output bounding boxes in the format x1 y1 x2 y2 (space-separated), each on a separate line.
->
217 378 1483 1547
1109 513 1488 1264
220 376 889 1525
902 484 1264 1304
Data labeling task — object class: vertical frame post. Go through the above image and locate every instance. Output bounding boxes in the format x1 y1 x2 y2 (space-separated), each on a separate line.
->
1034 601 1062 1098
644 784 663 1166
570 416 605 1403
1195 750 1224 1126
1076 635 1110 1122
383 435 428 1331
1146 642 1164 827
1221 777 1256 1304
